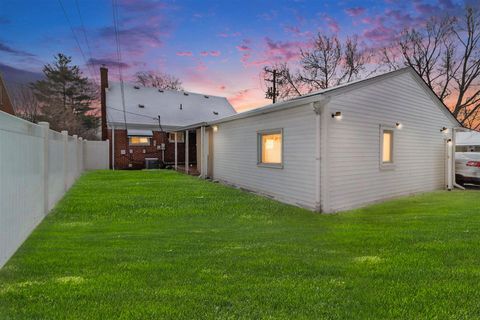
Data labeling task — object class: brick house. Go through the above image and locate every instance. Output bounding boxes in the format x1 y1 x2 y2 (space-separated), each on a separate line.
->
100 67 236 171
0 73 15 115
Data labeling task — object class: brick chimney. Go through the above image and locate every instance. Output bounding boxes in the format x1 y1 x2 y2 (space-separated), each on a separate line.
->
100 66 108 140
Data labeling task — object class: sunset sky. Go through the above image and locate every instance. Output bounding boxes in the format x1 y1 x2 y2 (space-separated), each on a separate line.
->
0 0 472 111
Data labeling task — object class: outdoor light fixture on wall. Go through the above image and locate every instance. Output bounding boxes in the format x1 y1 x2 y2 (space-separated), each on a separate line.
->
447 139 453 145
331 111 342 119
212 125 218 132
395 122 402 129
440 127 448 133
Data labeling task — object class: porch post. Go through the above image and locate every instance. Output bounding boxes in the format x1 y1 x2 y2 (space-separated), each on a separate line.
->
185 130 189 174
200 126 205 178
174 132 178 170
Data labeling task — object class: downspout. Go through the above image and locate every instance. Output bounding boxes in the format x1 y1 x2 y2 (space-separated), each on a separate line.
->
452 127 466 190
313 102 321 212
313 96 330 213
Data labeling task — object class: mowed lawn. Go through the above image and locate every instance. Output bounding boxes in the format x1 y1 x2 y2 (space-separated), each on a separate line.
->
1 171 480 319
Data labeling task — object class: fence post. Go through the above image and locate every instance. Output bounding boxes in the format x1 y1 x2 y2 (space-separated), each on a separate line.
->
78 137 83 174
38 122 49 215
62 130 68 191
83 139 87 172
72 135 78 178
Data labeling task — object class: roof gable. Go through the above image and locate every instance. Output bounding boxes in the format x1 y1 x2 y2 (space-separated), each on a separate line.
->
207 67 460 127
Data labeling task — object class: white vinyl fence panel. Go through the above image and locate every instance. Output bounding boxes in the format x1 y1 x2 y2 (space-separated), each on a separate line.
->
84 140 110 170
0 111 109 268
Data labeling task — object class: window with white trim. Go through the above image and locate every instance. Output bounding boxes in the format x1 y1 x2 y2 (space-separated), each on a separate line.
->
168 132 184 143
257 129 283 168
129 136 151 146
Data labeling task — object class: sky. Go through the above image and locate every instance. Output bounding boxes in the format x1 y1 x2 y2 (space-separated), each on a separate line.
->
0 0 471 111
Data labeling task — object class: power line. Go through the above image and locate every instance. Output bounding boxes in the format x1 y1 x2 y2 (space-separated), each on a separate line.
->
74 0 98 85
111 0 128 133
107 106 157 120
57 0 97 83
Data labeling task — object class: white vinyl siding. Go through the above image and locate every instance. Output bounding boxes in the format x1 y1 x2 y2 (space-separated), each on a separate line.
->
212 104 318 209
325 71 454 212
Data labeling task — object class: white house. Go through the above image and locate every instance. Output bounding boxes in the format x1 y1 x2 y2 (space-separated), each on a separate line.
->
173 67 460 213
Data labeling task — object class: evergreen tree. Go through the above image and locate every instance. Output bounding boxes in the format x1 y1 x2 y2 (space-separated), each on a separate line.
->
31 53 98 139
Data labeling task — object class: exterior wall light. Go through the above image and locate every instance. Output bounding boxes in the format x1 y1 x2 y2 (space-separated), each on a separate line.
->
440 127 448 133
396 122 402 129
212 125 218 132
331 111 342 119
447 139 453 145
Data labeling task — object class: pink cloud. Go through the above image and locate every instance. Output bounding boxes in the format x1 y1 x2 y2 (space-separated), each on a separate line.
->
345 7 366 17
284 25 312 37
176 51 193 57
264 37 301 61
227 88 268 112
227 89 251 105
218 32 241 38
200 50 221 57
236 44 250 51
325 16 340 33
412 0 437 15
363 25 396 42
257 10 278 21
196 61 207 72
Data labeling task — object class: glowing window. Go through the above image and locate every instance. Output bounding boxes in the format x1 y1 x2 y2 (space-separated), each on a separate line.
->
168 132 184 143
382 129 394 164
129 136 151 146
258 130 283 167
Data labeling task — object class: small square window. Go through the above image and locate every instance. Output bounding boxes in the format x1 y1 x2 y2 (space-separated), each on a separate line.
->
258 129 283 168
168 132 184 143
129 136 151 146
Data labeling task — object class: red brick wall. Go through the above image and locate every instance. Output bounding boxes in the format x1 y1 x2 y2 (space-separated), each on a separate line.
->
107 129 197 169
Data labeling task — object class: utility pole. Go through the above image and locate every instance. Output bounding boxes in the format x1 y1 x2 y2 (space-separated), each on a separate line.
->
264 67 280 103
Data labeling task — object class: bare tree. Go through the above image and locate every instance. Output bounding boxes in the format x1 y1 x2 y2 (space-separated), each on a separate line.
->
383 7 480 128
263 34 369 100
11 85 41 123
135 71 183 91
298 35 369 91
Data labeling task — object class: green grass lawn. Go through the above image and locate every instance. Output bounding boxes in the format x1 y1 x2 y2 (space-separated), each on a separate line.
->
1 170 480 319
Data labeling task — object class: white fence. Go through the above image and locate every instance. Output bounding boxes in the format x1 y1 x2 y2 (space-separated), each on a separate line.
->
0 111 109 268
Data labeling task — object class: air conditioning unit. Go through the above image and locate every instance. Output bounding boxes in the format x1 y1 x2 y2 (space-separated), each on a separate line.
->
145 158 159 169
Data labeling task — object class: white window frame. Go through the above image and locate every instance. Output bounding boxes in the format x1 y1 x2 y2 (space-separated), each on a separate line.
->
257 128 284 169
380 125 395 170
168 132 184 143
128 136 151 146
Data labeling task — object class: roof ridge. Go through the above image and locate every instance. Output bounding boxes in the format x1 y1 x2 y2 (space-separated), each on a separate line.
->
108 82 229 100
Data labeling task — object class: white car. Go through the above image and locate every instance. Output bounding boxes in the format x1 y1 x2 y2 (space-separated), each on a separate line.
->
456 152 480 186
